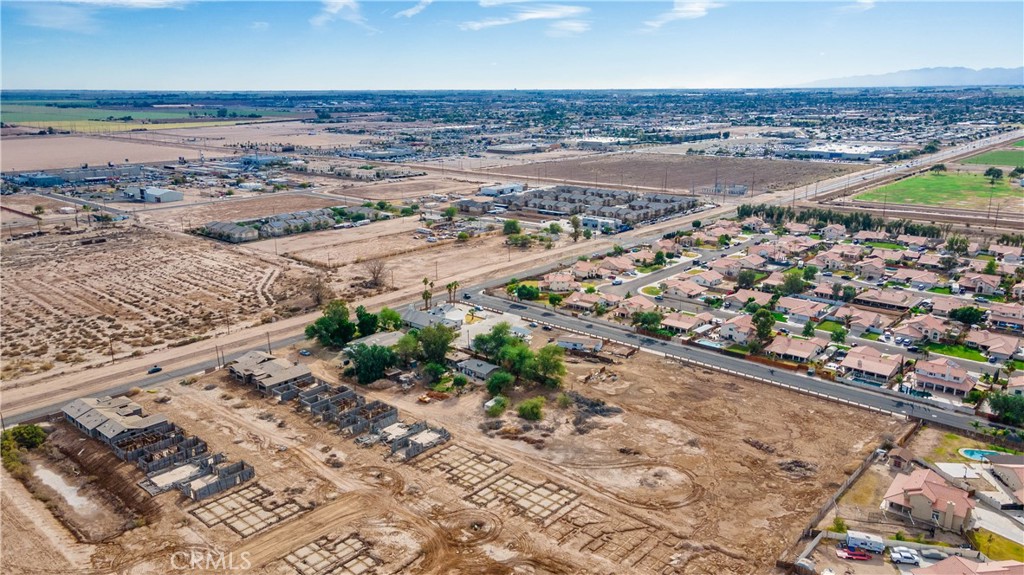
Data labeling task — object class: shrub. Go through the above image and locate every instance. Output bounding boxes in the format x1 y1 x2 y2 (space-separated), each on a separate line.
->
486 396 508 417
452 374 468 388
423 362 446 383
517 397 546 421
831 516 848 534
556 392 572 409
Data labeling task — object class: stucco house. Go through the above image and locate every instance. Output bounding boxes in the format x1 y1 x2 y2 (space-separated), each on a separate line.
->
883 468 974 532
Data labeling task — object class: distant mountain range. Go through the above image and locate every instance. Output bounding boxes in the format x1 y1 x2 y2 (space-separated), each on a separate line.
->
802 67 1023 88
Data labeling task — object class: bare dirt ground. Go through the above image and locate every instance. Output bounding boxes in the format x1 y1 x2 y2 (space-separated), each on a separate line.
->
0 135 228 171
0 194 80 217
315 176 485 202
485 153 866 194
137 193 348 229
0 226 317 379
1 344 907 575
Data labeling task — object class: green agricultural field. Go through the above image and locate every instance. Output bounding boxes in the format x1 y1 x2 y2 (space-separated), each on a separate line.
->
1013 140 1024 148
961 149 1024 167
855 172 1021 212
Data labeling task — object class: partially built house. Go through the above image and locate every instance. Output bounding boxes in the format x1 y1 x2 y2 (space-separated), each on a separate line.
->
228 351 316 395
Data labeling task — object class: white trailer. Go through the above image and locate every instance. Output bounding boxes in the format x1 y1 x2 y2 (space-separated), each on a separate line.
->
846 530 885 553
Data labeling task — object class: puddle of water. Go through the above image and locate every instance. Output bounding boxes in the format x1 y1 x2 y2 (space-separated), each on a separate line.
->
33 466 100 515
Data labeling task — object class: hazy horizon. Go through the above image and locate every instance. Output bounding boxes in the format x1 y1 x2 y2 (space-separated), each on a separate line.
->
2 1 1022 90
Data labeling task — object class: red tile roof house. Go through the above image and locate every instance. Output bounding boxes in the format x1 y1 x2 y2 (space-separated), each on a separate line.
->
661 312 714 335
720 314 755 345
738 253 767 270
570 260 601 280
691 269 725 288
853 288 921 312
883 468 975 532
966 330 1021 361
989 302 1024 334
829 305 889 336
726 289 773 308
659 278 707 299
764 335 827 363
912 556 1024 575
597 256 636 276
821 223 847 241
929 295 962 318
958 273 1002 295
896 234 936 250
784 221 812 235
891 268 942 289
615 295 658 319
914 357 977 397
760 271 788 290
840 346 904 384
894 314 948 343
654 238 681 255
968 258 1020 277
854 230 890 242
710 257 742 278
775 296 830 324
853 257 887 280
989 244 1023 264
1008 372 1024 396
1014 281 1024 301
538 273 580 293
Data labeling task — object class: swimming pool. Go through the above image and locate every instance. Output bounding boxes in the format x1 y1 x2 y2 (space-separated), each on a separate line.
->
960 448 1002 461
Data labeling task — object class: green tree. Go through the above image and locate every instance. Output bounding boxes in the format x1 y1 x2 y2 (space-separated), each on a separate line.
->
631 311 664 331
457 231 469 242
803 265 818 281
548 294 563 307
569 215 582 242
394 332 420 366
802 321 816 337
502 219 522 235
831 327 847 344
780 270 807 296
535 345 567 387
585 285 597 294
419 324 456 365
32 205 45 215
946 234 969 256
737 269 757 289
486 371 515 396
355 305 378 337
473 322 515 360
582 229 593 240
517 397 546 421
5 424 46 449
653 251 667 266
348 344 398 384
984 259 998 275
378 307 402 331
452 374 468 388
717 234 731 247
831 517 848 534
949 306 985 326
752 308 776 343
548 223 562 234
516 284 541 300
841 285 857 302
498 342 536 379
304 300 358 347
930 163 947 172
612 245 625 256
691 220 701 229
422 362 446 383
988 393 1024 426
984 167 1004 182
442 206 457 222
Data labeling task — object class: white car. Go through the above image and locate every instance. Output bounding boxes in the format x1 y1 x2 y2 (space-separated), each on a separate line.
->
891 546 918 556
891 551 920 565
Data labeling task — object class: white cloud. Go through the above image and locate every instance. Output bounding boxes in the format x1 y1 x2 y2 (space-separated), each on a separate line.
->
66 0 189 7
644 1 723 30
546 19 589 37
460 4 588 31
395 0 433 18
838 0 875 13
19 3 100 33
249 21 269 31
310 0 375 31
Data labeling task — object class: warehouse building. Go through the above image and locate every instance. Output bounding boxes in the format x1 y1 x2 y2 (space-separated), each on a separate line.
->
785 143 901 161
122 186 184 203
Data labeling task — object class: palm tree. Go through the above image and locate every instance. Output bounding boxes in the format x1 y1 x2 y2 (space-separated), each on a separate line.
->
446 281 460 303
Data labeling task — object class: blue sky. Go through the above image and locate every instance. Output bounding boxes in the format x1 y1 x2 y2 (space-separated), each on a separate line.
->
2 1 1021 89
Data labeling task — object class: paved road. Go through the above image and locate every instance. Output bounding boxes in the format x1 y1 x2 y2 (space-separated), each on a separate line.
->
468 291 989 433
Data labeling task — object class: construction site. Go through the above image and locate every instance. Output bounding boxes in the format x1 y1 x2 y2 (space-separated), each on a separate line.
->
1 334 909 575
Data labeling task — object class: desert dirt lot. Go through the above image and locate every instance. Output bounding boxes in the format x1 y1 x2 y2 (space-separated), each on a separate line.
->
318 176 485 202
0 227 318 380
485 153 866 194
0 134 230 172
0 345 908 575
138 193 349 230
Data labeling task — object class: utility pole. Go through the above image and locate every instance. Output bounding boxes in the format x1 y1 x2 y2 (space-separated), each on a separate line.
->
108 337 115 364
265 332 271 354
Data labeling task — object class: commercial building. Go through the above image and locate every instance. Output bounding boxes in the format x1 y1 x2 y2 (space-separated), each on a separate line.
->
479 183 525 197
785 143 901 161
122 186 184 203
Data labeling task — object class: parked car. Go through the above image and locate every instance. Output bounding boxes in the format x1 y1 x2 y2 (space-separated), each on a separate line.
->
836 549 872 561
463 292 472 300
147 365 163 374
529 322 538 328
612 279 623 286
822 271 833 277
891 546 919 557
920 549 948 560
542 325 552 331
841 274 852 280
298 349 312 357
891 552 920 565
988 356 997 364
908 346 921 353
975 296 989 303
